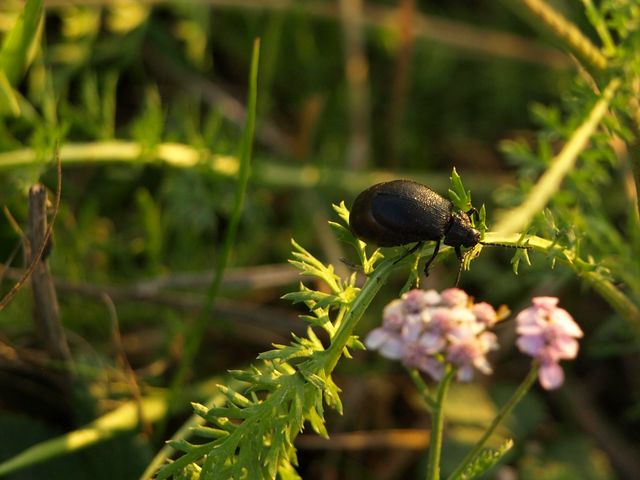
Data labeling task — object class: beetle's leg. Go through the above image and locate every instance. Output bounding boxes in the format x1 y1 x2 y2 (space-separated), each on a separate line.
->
422 239 441 276
393 241 423 265
455 259 464 287
466 207 479 222
339 257 362 271
454 245 462 260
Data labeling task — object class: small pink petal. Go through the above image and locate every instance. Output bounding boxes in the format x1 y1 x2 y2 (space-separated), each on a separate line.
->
515 308 546 333
473 356 493 375
516 334 545 356
364 328 389 350
379 336 404 360
431 308 456 332
548 337 579 360
550 308 583 337
478 331 498 351
539 361 565 390
473 302 497 326
447 326 476 341
420 308 432 324
449 306 477 325
423 289 442 305
441 288 468 307
402 317 423 342
383 300 405 330
418 332 446 354
402 289 430 313
417 357 445 381
456 364 475 382
532 297 560 310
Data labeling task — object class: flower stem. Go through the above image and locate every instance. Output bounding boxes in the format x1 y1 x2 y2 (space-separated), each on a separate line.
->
446 364 539 480
408 368 435 412
323 251 412 373
426 367 455 480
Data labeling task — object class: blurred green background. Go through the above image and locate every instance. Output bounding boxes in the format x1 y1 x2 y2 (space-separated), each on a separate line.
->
0 1 636 479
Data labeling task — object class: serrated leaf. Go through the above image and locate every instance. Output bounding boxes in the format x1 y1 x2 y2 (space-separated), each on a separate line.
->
323 376 343 414
281 289 330 305
175 463 201 480
448 167 473 211
306 405 329 438
453 438 514 480
265 429 282 478
167 439 198 453
301 372 326 389
332 201 351 225
347 335 366 351
218 385 252 408
191 426 230 439
228 368 257 383
328 221 357 245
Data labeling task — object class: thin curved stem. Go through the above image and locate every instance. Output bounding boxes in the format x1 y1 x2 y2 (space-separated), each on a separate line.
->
482 232 640 334
446 364 539 480
426 367 455 480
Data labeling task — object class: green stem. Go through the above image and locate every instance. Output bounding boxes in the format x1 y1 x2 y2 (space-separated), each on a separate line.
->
580 0 616 56
0 396 165 477
408 367 435 412
427 367 455 480
322 254 400 373
446 364 539 480
161 39 260 439
494 77 620 235
0 144 500 196
522 0 608 70
482 232 640 333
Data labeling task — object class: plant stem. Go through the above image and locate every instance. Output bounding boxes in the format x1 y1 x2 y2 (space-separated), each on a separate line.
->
160 38 260 440
322 254 399 373
482 232 640 334
522 0 608 70
0 142 500 195
580 0 616 56
446 364 539 480
408 367 435 412
426 367 455 480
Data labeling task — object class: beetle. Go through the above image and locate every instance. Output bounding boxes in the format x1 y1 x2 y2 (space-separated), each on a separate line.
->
349 179 481 275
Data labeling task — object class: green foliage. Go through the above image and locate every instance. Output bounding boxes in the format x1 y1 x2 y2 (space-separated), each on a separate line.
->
0 0 42 117
157 208 399 479
0 0 42 86
448 167 473 213
450 439 513 480
0 1 639 479
498 8 640 310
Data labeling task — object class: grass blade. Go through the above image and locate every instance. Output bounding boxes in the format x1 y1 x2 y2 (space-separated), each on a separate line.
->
0 0 44 86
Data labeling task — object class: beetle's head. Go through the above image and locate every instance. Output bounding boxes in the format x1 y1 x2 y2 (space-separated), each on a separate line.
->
444 211 480 248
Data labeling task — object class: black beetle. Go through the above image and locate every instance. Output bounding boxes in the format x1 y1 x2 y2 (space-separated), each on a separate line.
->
349 179 481 275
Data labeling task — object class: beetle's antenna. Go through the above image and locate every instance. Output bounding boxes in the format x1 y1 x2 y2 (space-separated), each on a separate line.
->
454 257 465 287
479 241 531 250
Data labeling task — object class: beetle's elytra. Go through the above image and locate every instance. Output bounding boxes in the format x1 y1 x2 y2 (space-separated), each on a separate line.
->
349 180 480 274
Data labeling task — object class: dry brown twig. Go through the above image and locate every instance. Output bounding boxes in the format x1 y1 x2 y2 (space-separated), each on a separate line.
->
0 152 62 311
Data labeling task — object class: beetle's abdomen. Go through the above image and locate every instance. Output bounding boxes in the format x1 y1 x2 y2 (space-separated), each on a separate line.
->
349 180 453 247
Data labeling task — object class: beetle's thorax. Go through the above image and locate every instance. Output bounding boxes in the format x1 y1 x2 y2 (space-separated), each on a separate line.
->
443 211 480 248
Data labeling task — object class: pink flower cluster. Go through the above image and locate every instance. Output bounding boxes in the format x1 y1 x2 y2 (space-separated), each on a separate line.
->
365 288 499 382
516 297 583 390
